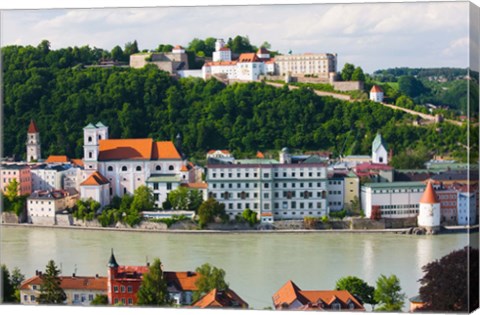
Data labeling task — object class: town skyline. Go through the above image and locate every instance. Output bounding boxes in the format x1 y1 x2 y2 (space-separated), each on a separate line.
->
1 0 477 73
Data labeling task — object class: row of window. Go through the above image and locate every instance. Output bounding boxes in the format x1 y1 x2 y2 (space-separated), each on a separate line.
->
380 204 420 209
113 285 133 293
114 297 133 305
372 188 423 194
210 171 323 179
106 165 175 172
211 182 324 189
381 209 419 215
211 190 325 200
224 201 324 210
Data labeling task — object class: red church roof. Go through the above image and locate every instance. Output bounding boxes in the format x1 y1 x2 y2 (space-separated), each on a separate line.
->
370 85 383 93
80 171 110 186
28 120 39 133
420 180 439 204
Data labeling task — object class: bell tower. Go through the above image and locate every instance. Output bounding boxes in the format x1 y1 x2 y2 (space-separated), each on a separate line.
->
26 119 41 162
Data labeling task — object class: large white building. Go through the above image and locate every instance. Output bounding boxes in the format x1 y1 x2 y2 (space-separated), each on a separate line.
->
274 53 337 78
27 189 79 224
30 164 73 192
81 122 188 208
207 149 329 222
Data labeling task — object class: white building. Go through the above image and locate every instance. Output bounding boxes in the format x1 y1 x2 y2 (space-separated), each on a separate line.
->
207 150 328 222
212 39 232 62
361 181 426 219
417 181 441 231
327 176 344 212
80 171 110 209
27 189 79 224
30 164 73 192
82 122 185 207
274 53 337 78
371 133 388 165
458 189 477 226
370 85 384 102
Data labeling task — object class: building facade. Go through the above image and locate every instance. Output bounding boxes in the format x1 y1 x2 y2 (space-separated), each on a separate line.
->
327 176 344 212
274 53 337 78
369 85 384 102
0 164 32 196
26 119 41 162
27 189 79 224
207 151 328 221
30 164 73 192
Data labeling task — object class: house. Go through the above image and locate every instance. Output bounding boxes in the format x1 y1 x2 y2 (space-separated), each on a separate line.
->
272 280 364 311
354 162 394 183
82 122 186 207
0 163 32 196
457 184 478 226
327 174 344 212
207 148 328 222
369 85 384 102
207 150 233 160
371 133 388 165
30 163 73 191
192 288 248 309
27 188 79 225
106 251 201 306
20 272 107 306
26 119 41 162
80 171 110 209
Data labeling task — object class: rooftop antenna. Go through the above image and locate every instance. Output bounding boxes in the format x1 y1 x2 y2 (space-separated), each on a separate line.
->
74 264 77 275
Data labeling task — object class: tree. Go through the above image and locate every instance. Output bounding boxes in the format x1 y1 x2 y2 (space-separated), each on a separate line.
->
398 75 427 98
418 246 479 312
37 260 66 304
374 274 406 311
197 198 227 228
193 263 229 302
335 276 376 310
1 265 15 303
124 40 139 57
167 186 203 211
130 185 154 212
10 267 25 302
110 45 124 61
341 63 355 81
90 294 108 305
137 258 172 306
241 208 258 226
351 67 365 82
5 179 19 201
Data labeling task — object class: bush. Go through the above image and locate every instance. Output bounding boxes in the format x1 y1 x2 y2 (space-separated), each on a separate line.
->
330 210 346 220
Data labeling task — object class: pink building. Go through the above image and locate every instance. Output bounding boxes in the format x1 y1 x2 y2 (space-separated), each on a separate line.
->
1 164 32 196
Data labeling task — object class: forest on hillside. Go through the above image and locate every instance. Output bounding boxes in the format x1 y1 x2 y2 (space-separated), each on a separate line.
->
2 42 476 165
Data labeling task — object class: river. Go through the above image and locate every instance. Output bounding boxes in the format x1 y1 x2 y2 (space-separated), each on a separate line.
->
0 226 477 311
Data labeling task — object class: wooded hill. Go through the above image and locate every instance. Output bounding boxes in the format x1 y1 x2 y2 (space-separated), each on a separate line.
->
2 43 476 165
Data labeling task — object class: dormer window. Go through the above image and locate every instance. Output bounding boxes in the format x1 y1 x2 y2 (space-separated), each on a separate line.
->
331 302 341 310
98 135 102 140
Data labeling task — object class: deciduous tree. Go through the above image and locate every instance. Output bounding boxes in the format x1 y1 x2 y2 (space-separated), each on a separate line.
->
335 276 376 309
193 263 229 302
197 198 227 228
1 265 15 303
137 258 171 306
374 274 406 311
418 246 479 312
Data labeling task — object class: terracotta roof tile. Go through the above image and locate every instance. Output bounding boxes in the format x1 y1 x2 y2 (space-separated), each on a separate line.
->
237 53 261 63
182 183 208 189
70 159 84 167
20 275 107 291
370 85 383 93
99 139 153 161
165 271 200 291
193 288 248 308
80 171 110 186
45 155 69 163
152 141 181 160
420 180 440 204
28 120 39 133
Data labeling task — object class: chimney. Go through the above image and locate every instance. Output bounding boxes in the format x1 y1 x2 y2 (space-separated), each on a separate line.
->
95 274 99 278
72 273 76 278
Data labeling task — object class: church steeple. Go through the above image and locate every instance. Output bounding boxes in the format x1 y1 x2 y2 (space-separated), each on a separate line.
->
108 249 119 268
26 119 41 162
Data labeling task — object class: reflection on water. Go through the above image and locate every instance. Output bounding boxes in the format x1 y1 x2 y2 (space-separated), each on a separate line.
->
0 226 474 311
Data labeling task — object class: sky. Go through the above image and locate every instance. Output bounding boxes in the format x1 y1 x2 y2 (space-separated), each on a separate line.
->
0 0 477 73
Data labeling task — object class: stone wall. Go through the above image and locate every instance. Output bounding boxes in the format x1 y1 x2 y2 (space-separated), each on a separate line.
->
332 81 364 91
73 218 102 228
349 218 386 230
273 220 305 230
384 217 417 228
136 221 168 231
56 214 73 226
30 216 55 225
2 212 19 224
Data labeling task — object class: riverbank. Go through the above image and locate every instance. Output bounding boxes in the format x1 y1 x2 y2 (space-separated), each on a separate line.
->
1 222 477 235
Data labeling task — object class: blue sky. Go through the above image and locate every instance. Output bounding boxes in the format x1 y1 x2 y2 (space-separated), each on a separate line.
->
1 0 476 73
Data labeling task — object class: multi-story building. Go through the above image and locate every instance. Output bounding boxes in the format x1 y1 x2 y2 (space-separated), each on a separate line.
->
82 122 186 207
129 46 189 75
207 148 328 222
107 251 201 306
27 188 79 224
0 164 32 196
327 175 344 212
457 186 478 226
20 272 107 306
343 171 360 209
361 181 426 219
273 53 337 78
30 164 73 191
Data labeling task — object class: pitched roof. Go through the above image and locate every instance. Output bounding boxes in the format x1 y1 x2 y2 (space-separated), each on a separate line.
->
182 182 208 189
20 275 107 292
99 139 153 160
45 155 69 163
420 180 439 204
237 53 261 63
80 171 110 186
207 150 231 155
370 85 383 93
272 280 364 310
192 288 248 308
256 151 265 159
372 133 387 152
70 159 84 167
165 271 200 291
219 47 231 51
152 141 182 160
28 119 39 133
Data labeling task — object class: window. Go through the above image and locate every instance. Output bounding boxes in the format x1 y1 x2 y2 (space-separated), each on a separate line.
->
167 183 172 190
264 183 269 188
88 152 92 158
156 165 161 171
128 286 133 293
114 286 119 293
154 183 159 190
128 298 133 305
88 136 92 143
168 165 174 171
136 166 142 171
121 166 127 172
107 166 113 171
30 295 36 302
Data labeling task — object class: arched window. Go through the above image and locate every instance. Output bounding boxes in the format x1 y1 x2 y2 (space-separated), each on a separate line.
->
168 165 174 171
107 166 113 171
88 152 92 158
88 136 92 143
156 165 161 171
98 135 102 140
136 166 142 171
121 166 127 172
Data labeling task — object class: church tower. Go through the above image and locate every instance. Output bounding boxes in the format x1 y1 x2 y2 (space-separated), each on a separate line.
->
26 119 41 162
417 180 441 233
372 133 388 164
83 121 109 171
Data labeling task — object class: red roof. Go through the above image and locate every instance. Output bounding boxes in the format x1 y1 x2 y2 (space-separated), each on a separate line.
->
237 53 261 63
256 151 265 159
45 155 69 163
182 182 208 189
219 47 231 51
70 159 84 167
420 180 440 204
164 271 200 291
370 85 383 93
355 162 393 172
28 120 39 133
98 139 180 161
20 275 107 291
192 288 248 308
272 280 364 311
80 171 110 186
